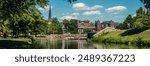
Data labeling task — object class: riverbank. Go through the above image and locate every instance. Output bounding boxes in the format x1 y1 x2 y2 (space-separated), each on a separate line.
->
91 28 150 46
0 38 32 49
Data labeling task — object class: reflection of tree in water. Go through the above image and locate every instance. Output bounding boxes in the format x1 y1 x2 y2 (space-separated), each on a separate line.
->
46 40 62 49
33 39 150 49
64 40 78 49
93 43 150 49
36 39 99 49
60 40 89 49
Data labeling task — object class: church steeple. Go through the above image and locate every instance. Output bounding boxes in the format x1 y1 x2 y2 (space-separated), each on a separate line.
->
48 3 52 24
48 4 51 20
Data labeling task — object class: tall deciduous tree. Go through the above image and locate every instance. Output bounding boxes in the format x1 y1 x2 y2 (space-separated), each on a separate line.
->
0 0 77 37
123 15 134 29
63 19 78 34
134 7 150 29
146 9 150 18
140 0 150 9
48 18 62 34
136 7 146 18
0 0 49 37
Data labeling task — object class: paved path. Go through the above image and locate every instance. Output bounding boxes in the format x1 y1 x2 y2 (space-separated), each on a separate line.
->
94 27 116 36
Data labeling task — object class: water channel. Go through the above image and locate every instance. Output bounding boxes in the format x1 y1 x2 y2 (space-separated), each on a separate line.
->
33 38 150 49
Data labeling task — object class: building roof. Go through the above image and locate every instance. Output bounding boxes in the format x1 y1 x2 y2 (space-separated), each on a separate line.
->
78 20 95 29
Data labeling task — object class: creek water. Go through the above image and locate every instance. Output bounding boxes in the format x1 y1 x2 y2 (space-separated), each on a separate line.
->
33 38 150 49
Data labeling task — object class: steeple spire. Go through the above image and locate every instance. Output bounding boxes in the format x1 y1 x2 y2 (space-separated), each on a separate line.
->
48 4 51 20
48 2 52 24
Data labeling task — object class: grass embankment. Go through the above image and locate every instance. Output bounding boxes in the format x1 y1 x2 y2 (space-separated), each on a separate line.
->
0 38 33 49
92 28 150 46
0 38 46 49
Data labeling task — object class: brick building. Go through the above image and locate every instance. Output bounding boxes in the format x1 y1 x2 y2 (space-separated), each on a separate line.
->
95 20 116 32
77 20 95 34
77 20 116 34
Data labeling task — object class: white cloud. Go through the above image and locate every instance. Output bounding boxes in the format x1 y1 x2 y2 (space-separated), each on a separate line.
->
71 13 80 16
90 5 103 10
105 6 127 14
83 10 101 16
61 13 80 20
73 3 87 10
61 13 70 15
38 5 53 12
133 13 136 17
73 2 103 11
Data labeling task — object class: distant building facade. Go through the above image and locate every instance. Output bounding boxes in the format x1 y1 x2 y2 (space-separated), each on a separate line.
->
95 20 116 32
77 20 95 34
75 20 116 34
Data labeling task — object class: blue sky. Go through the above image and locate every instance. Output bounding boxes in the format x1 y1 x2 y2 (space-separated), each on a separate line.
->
38 0 144 22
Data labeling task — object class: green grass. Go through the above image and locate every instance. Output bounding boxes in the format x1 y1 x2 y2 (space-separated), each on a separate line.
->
0 38 48 49
0 38 32 44
0 38 32 49
92 29 150 46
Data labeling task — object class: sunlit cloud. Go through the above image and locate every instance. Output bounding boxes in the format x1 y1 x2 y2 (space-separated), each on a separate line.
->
73 2 103 11
105 6 127 14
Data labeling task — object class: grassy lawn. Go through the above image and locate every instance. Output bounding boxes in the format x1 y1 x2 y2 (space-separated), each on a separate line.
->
99 29 150 38
0 38 32 49
92 29 150 46
0 38 32 44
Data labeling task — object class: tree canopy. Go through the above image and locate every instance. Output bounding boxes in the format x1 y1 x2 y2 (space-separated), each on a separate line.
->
140 0 150 9
123 7 150 29
123 14 134 29
63 19 78 34
66 0 77 3
0 0 49 37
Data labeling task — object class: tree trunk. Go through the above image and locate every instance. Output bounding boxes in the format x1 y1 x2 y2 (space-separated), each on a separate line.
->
3 32 8 38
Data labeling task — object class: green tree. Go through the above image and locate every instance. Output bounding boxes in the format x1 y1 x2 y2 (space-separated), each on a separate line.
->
140 0 150 9
123 14 134 29
116 23 125 30
52 18 59 23
66 0 77 3
134 7 150 29
63 19 78 34
69 19 78 34
63 19 70 33
0 19 12 36
48 18 62 34
31 16 48 35
0 0 77 37
146 9 150 18
134 18 150 29
83 28 93 33
136 7 146 18
48 24 62 34
0 0 49 37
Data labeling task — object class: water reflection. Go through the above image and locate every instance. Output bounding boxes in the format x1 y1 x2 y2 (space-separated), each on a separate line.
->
94 43 150 49
35 38 96 49
34 38 150 49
